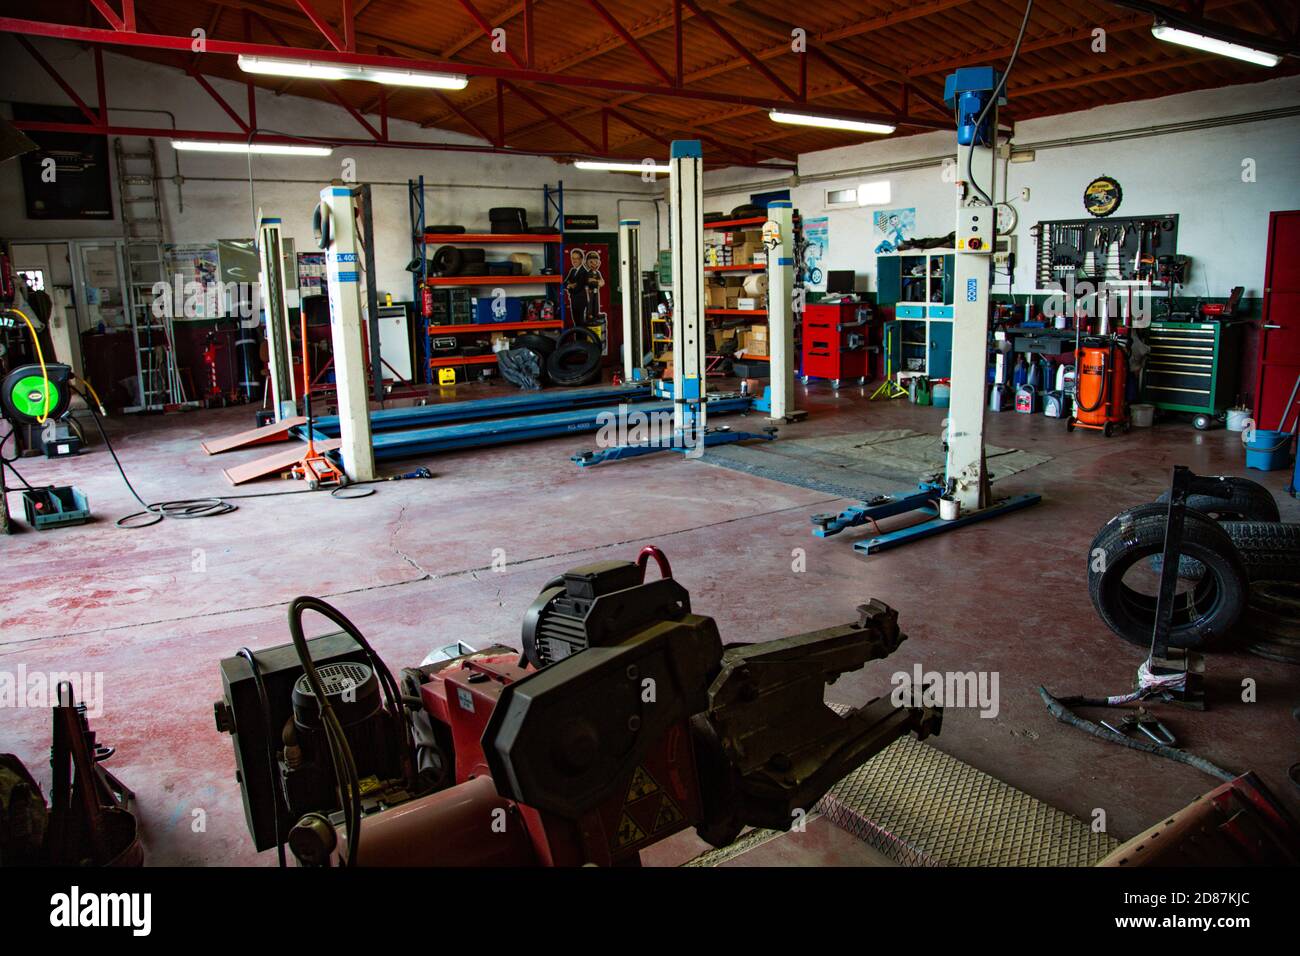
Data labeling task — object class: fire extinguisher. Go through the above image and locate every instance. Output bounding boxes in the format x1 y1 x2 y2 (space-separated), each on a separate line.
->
421 286 435 319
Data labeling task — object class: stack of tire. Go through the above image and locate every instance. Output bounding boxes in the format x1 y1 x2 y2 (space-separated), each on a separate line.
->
496 328 603 390
1087 476 1300 659
489 207 528 234
429 245 487 277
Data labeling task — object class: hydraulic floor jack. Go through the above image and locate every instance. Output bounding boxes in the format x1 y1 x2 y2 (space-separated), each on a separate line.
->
288 307 347 490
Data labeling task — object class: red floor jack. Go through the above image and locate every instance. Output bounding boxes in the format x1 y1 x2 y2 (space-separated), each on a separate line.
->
215 547 941 866
289 308 347 490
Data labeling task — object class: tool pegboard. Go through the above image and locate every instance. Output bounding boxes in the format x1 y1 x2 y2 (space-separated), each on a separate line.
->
1032 214 1178 288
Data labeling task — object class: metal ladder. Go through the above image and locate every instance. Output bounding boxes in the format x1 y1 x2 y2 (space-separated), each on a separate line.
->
115 137 186 411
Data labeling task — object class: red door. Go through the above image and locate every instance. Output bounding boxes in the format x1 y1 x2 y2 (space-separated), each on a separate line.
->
1254 211 1300 430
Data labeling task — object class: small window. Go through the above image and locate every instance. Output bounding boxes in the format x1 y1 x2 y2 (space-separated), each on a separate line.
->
17 269 45 292
857 180 891 206
824 187 857 209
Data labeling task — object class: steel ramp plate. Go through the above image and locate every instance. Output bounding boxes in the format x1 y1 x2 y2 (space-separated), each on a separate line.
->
815 734 1118 866
221 439 341 485
201 416 307 455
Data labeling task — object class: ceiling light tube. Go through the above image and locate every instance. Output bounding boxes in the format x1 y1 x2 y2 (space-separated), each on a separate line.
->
172 140 333 156
769 110 895 135
574 160 671 174
1151 21 1281 67
237 54 468 89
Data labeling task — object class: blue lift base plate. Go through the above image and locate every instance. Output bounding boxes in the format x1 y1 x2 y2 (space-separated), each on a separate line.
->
812 486 1041 555
571 427 775 467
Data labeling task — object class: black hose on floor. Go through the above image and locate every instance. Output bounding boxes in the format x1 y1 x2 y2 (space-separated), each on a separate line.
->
72 386 375 527
1038 686 1236 782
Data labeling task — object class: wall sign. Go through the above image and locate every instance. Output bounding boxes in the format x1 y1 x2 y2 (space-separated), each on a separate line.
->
564 214 599 230
1083 175 1123 217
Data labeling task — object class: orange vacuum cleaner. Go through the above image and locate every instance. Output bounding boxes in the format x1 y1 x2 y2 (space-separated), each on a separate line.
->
1068 337 1129 437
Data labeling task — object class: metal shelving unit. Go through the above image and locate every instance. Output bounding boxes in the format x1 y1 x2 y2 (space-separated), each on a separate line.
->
408 182 567 382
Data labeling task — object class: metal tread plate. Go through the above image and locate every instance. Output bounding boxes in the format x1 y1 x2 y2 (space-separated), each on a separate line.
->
815 734 1118 867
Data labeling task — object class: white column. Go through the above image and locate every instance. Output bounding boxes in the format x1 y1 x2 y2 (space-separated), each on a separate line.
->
764 200 797 421
319 185 376 482
669 140 706 441
946 97 999 512
257 215 296 420
618 218 643 381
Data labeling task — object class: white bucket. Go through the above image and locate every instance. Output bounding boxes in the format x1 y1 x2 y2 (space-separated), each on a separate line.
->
1131 403 1155 428
1227 407 1251 432
938 495 961 521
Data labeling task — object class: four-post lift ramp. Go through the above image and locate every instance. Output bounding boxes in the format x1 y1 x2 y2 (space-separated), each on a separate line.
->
201 154 783 484
810 66 1040 555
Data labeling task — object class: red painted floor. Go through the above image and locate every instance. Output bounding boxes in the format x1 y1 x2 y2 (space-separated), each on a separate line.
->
2 380 1297 866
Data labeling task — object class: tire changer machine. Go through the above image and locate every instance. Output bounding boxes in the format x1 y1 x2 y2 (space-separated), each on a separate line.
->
214 548 941 866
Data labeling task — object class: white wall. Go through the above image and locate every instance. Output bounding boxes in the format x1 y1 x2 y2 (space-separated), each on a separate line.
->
0 37 661 300
704 75 1300 298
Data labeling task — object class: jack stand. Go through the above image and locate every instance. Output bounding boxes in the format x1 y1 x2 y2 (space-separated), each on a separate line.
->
1143 465 1237 711
1145 649 1206 711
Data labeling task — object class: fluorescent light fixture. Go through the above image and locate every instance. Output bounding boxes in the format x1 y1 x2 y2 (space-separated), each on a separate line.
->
237 54 468 89
769 110 895 135
1151 21 1281 67
574 160 671 174
172 140 333 156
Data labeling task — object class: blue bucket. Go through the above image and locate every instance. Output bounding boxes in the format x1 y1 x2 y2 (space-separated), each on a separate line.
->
1244 430 1295 471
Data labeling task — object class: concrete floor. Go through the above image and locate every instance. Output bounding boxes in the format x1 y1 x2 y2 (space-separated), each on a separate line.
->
3 379 1297 866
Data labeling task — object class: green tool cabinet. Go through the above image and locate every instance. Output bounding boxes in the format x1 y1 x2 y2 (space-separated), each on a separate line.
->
1139 320 1242 418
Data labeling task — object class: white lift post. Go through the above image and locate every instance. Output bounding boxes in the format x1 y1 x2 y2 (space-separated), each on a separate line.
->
669 140 706 445
946 69 1003 514
809 66 1039 554
762 199 802 422
319 185 376 482
257 215 297 422
618 218 645 382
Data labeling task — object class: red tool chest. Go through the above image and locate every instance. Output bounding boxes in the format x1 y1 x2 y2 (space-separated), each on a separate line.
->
801 302 873 386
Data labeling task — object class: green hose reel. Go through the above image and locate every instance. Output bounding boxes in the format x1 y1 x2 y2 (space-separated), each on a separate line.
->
2 364 72 425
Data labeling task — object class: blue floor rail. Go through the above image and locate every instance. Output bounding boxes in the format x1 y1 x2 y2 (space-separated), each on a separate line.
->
309 384 655 437
295 394 754 462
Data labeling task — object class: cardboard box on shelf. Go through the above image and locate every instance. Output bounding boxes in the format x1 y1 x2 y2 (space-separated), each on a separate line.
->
735 297 759 311
746 324 769 356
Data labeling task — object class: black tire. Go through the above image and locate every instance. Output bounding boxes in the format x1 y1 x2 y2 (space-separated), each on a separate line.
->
1244 641 1300 665
1155 477 1280 522
1248 579 1300 617
555 326 601 349
425 224 466 234
546 334 602 386
1149 478 1281 577
1088 503 1248 650
489 206 528 222
1215 522 1300 583
458 248 487 264
512 333 556 356
430 245 462 277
